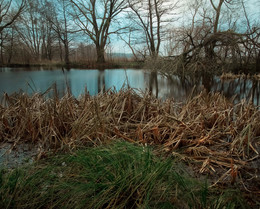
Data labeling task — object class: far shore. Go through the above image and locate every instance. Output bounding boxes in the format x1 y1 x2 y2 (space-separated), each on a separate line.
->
0 60 145 70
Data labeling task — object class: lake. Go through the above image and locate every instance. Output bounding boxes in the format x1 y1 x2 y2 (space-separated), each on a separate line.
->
0 67 259 105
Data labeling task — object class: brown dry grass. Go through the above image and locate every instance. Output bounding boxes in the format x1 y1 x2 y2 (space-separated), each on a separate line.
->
0 88 259 196
220 72 260 80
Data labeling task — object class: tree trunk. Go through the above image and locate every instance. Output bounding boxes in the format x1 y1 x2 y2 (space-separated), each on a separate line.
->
256 51 260 72
7 28 14 64
0 33 3 65
204 43 215 59
96 46 105 63
58 39 63 62
64 40 70 65
151 49 158 59
206 0 224 60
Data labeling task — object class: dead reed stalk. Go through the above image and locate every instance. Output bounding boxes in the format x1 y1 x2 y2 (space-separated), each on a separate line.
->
0 88 259 193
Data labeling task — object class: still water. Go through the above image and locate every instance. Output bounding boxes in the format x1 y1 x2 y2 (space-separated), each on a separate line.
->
0 67 260 105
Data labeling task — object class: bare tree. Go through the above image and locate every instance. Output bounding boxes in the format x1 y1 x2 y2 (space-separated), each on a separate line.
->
40 1 56 61
125 0 180 58
119 26 149 61
15 0 45 61
202 0 243 59
167 0 260 73
0 0 25 33
0 0 25 64
74 42 96 62
210 0 225 34
13 0 61 63
70 0 127 63
44 0 72 65
172 0 210 57
1 26 15 64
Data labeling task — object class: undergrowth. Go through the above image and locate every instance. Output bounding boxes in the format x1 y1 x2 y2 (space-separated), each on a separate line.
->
0 141 247 209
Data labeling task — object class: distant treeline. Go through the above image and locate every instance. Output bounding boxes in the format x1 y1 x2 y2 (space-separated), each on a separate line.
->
0 0 259 72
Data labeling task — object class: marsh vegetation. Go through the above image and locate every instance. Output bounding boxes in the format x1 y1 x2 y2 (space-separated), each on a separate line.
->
0 88 259 208
0 141 249 209
0 0 259 207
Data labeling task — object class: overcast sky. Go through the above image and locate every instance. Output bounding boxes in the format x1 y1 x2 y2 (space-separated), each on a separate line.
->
111 0 260 55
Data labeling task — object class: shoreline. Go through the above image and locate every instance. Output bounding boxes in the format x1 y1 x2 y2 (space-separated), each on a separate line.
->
0 61 145 70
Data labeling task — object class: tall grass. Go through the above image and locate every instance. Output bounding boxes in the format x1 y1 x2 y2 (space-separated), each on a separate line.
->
0 141 247 209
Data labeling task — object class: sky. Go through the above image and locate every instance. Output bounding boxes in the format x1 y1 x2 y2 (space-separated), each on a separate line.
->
111 0 260 55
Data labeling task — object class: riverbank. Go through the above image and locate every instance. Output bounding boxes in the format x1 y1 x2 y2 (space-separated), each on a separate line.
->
2 59 259 74
0 60 145 70
0 89 259 207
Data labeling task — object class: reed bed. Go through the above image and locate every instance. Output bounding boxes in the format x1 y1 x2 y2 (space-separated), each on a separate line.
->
0 88 259 198
220 72 260 80
220 72 247 80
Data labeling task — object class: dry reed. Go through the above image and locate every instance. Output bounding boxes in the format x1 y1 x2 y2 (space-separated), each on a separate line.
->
0 88 259 195
220 72 260 80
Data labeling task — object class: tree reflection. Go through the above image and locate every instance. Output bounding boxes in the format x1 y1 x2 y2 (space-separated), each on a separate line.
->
208 77 260 106
250 79 260 106
149 71 158 98
201 72 214 93
98 69 105 93
61 67 71 96
157 72 260 106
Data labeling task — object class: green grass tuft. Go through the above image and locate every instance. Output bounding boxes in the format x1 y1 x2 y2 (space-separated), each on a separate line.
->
0 141 248 209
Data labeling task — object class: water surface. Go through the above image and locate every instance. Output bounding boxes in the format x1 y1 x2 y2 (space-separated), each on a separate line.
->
0 67 259 105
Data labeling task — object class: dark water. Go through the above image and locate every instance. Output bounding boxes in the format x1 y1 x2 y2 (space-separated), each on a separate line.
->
0 67 260 105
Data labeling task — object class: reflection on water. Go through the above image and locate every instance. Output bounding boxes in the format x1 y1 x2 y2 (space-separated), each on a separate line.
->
0 67 260 105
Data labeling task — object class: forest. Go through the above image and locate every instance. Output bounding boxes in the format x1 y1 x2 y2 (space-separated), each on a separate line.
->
0 0 259 72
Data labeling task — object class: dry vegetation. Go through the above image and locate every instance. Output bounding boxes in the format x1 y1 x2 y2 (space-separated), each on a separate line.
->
220 72 260 80
0 88 259 202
